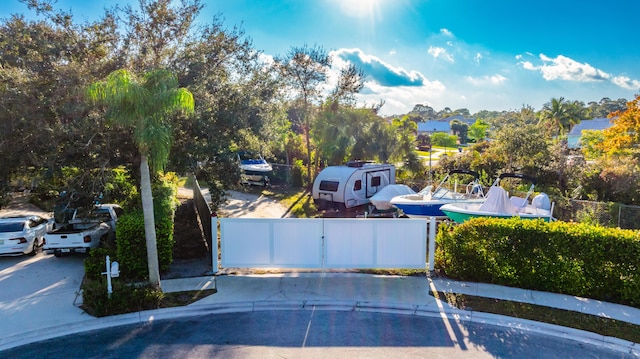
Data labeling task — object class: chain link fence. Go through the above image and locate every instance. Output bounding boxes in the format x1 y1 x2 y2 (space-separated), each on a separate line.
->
555 200 640 230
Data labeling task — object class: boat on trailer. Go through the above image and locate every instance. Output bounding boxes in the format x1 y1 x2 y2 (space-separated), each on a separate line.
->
238 151 272 187
439 173 554 223
389 169 486 219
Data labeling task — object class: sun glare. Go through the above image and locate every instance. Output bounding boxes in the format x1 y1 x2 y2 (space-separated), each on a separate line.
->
334 0 382 19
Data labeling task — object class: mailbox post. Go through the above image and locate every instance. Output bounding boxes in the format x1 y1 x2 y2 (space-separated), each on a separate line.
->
102 255 120 297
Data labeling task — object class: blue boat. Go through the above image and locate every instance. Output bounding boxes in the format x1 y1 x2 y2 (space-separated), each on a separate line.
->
389 170 485 218
238 151 272 187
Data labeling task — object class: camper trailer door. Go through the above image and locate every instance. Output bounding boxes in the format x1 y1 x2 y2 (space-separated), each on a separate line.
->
365 169 389 198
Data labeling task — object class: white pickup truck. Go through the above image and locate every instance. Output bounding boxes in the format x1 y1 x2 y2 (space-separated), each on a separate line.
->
43 204 123 257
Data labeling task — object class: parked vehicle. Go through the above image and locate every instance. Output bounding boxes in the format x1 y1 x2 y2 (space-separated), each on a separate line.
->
440 173 553 222
44 204 123 257
390 169 486 218
0 215 51 256
312 161 396 210
238 151 272 187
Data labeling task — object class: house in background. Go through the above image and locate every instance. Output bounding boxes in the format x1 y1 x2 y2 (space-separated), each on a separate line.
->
417 120 451 136
567 117 613 149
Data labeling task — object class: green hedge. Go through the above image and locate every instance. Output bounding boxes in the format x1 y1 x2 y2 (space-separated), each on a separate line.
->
81 278 163 317
115 210 174 280
435 218 640 307
114 172 178 280
84 247 117 280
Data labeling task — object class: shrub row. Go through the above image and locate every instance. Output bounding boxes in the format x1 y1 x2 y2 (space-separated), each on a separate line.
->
81 278 164 317
82 172 179 315
435 218 640 307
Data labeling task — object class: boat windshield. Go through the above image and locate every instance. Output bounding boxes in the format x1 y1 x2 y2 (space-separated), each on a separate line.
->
238 152 262 161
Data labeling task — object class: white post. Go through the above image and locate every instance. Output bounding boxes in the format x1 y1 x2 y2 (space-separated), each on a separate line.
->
105 255 113 296
212 216 218 274
428 217 436 271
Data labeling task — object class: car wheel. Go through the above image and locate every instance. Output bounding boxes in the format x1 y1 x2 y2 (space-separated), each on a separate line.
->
28 240 39 256
54 251 63 258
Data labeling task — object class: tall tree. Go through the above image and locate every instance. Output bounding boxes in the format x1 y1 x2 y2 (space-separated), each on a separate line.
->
391 116 423 173
539 97 585 138
600 95 640 158
468 119 490 142
539 97 570 137
277 44 332 185
450 119 468 144
87 69 194 287
119 0 203 71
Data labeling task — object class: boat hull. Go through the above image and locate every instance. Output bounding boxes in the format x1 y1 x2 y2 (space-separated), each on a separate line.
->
391 199 485 219
440 203 552 223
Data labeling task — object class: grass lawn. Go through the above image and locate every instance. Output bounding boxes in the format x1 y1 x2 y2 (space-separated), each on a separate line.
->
434 291 640 344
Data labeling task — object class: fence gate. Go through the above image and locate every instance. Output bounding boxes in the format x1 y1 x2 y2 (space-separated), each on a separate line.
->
215 217 435 271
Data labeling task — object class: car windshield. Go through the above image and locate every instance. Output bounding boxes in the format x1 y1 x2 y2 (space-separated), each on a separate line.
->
0 222 25 232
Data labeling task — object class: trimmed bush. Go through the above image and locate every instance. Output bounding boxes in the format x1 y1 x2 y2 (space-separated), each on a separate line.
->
115 210 147 279
81 278 164 317
114 172 177 280
84 247 117 280
436 218 640 307
115 210 174 280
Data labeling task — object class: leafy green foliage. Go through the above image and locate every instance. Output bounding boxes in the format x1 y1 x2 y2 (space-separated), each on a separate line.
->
115 211 147 279
467 119 490 142
84 247 117 281
114 172 178 280
81 278 164 317
431 132 458 148
436 218 640 307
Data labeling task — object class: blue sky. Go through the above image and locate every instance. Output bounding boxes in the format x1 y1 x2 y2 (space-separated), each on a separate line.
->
4 0 640 116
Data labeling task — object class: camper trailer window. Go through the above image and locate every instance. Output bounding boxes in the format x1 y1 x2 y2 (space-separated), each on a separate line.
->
371 176 381 187
319 180 339 192
354 180 362 191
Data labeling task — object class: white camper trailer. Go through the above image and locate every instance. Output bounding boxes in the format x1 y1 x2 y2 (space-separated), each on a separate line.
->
312 161 396 210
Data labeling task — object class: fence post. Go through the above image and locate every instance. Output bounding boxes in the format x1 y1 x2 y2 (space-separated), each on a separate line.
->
212 215 218 274
428 217 436 271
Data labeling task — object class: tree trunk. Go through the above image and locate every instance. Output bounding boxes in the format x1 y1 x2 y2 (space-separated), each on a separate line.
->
140 154 161 288
305 126 312 188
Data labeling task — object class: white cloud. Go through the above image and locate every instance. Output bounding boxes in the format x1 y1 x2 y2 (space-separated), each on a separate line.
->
521 61 536 71
466 74 508 86
357 81 446 116
428 46 454 63
612 76 640 90
389 49 396 55
474 53 483 64
519 53 640 91
440 28 453 37
522 54 610 82
333 48 432 87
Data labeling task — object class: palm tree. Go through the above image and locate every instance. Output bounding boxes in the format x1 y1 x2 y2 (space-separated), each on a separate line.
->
539 97 571 138
87 69 194 287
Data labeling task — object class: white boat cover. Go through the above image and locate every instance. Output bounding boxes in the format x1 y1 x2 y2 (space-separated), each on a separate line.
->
478 186 517 215
370 184 415 210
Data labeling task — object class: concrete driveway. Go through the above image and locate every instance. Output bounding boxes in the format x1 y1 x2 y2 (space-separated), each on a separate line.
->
0 195 90 334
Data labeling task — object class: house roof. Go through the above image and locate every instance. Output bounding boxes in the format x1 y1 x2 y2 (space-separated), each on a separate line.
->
417 120 450 132
568 117 613 135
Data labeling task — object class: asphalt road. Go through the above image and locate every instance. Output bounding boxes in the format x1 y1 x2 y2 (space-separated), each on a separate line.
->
3 310 634 359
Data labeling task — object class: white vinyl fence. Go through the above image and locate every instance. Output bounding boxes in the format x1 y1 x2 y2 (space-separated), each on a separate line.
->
214 217 436 272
